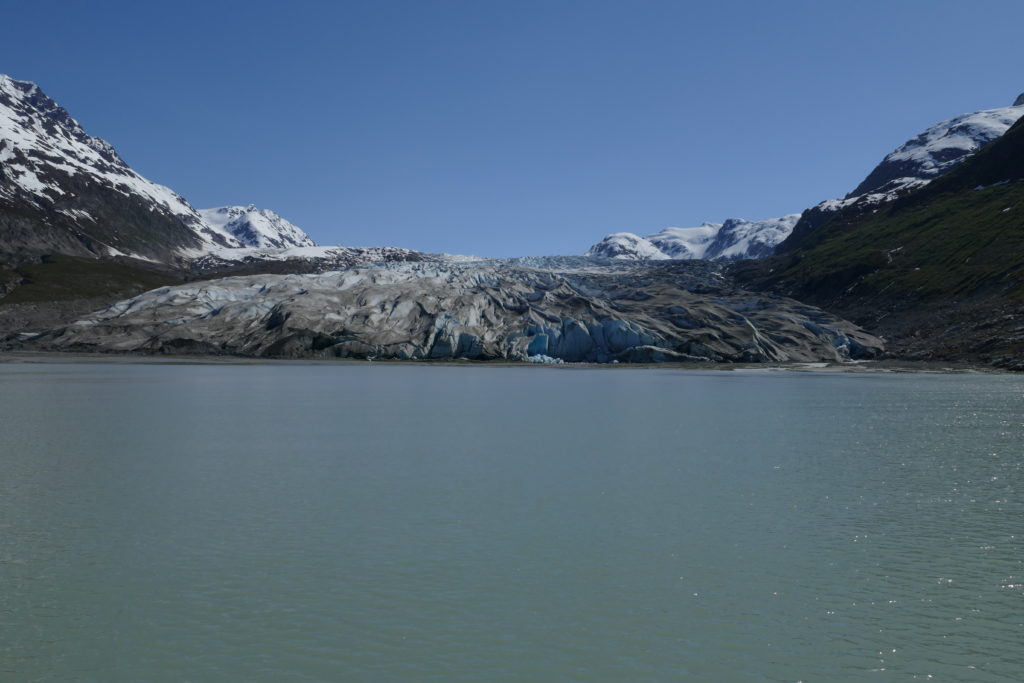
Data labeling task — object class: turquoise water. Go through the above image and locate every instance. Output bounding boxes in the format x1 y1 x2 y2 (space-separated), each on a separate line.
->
1 360 1022 681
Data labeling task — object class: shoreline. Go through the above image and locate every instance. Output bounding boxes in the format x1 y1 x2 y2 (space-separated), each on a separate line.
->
0 349 1008 374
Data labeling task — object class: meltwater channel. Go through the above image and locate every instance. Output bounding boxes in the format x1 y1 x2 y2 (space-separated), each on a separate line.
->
1 360 1022 681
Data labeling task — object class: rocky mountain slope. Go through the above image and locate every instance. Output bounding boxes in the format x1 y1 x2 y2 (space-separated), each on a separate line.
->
734 115 1024 368
1 74 223 263
0 74 315 264
24 258 882 363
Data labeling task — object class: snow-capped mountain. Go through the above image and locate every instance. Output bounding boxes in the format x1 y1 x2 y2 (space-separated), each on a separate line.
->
645 223 722 260
706 216 803 259
0 74 316 263
0 74 247 261
818 96 1024 213
199 205 315 249
775 94 1024 253
586 232 674 261
586 215 801 262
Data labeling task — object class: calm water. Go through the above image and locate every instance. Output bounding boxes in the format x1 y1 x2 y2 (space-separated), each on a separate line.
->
1 360 1022 681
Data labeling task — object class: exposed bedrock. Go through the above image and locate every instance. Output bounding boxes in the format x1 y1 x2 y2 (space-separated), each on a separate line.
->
28 260 883 363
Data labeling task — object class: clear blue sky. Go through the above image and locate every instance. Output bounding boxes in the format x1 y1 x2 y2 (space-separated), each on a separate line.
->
4 0 1023 257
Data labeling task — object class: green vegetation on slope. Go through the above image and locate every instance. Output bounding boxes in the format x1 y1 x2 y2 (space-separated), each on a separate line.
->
766 183 1024 303
0 255 181 305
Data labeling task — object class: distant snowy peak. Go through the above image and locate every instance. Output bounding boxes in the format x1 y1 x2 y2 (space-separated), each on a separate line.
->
705 215 803 260
198 205 316 249
585 232 672 261
820 99 1024 213
647 223 722 260
586 223 722 261
586 215 800 262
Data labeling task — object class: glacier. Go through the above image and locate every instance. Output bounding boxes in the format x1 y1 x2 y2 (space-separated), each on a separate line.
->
32 258 883 363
